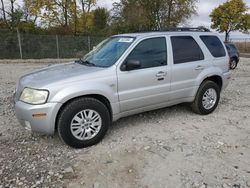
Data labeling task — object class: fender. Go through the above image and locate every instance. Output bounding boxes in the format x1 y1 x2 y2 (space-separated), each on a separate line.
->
50 81 118 103
192 66 223 96
47 80 120 115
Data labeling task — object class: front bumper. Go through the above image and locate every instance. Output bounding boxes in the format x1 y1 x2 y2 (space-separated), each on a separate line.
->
14 100 62 135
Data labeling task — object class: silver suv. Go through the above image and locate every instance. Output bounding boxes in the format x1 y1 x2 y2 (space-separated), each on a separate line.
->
14 28 231 148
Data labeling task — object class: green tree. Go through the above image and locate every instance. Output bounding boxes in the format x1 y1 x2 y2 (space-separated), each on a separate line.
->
25 0 75 30
111 0 197 33
210 0 250 42
92 7 109 32
79 0 96 29
24 0 96 34
112 0 148 32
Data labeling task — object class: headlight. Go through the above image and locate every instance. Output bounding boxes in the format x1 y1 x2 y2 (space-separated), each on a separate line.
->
20 88 49 105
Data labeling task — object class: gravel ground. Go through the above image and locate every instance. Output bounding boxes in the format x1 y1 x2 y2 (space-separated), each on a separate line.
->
0 59 250 188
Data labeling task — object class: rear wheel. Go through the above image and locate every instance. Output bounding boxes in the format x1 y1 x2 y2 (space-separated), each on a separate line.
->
57 97 111 148
230 58 238 70
191 81 220 115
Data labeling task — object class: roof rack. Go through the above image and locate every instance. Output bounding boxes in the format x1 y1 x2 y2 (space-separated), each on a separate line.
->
159 26 210 32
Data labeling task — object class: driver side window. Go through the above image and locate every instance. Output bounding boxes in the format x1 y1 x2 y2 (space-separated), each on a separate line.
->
126 37 167 69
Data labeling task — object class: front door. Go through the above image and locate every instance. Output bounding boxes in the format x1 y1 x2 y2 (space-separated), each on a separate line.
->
117 37 171 112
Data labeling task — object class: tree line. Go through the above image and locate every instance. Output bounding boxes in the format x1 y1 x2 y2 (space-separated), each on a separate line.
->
0 0 249 40
0 0 197 35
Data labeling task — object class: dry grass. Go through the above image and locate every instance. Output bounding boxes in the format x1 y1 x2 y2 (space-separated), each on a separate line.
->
234 42 250 53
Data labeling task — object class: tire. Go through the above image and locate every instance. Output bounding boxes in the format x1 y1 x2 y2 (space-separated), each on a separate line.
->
57 97 111 148
191 81 220 115
230 58 238 70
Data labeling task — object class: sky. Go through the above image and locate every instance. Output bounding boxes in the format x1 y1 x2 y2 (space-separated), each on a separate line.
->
98 0 250 38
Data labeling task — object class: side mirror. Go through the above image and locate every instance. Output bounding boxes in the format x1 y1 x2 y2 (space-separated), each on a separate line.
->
123 60 141 71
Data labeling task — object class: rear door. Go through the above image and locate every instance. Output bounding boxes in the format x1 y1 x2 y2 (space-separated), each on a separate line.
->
170 35 209 100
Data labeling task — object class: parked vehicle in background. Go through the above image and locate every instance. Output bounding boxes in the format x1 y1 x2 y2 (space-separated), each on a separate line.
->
14 27 231 148
225 42 240 70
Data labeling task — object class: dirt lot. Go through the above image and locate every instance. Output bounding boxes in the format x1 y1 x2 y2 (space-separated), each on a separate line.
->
0 59 250 188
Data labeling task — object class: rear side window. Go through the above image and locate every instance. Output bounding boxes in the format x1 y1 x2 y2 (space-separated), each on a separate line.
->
171 36 204 64
200 36 226 58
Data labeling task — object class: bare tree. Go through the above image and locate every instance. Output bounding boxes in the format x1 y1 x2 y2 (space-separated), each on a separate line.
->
79 0 96 30
79 0 95 13
0 0 7 24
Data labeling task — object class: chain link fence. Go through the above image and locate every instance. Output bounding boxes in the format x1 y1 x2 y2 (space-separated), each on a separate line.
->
0 29 106 59
1 29 250 59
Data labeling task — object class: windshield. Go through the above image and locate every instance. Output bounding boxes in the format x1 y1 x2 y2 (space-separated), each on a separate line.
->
225 43 237 51
82 36 135 67
228 44 237 51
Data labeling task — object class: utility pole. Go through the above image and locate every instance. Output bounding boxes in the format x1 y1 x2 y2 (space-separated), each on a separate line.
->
16 28 23 59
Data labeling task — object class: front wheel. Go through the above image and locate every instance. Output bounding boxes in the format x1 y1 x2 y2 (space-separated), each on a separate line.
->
57 97 111 148
191 81 220 115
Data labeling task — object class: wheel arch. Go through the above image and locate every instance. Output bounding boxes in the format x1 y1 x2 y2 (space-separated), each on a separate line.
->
191 78 221 115
203 75 223 91
55 94 113 131
193 74 223 100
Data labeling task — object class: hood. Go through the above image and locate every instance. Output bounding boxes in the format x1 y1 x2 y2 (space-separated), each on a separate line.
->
19 62 104 88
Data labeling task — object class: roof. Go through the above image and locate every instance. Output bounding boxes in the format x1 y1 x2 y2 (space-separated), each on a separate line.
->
114 27 213 39
115 31 213 39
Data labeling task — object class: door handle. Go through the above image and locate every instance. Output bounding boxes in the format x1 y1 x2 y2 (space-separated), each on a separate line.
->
156 71 167 77
195 65 205 70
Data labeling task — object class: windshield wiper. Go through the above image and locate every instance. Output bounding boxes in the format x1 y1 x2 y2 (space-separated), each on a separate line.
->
76 58 96 67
